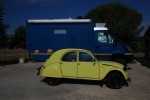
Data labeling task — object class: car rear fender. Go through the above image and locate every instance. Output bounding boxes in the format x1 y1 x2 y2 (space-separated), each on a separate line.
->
40 62 62 78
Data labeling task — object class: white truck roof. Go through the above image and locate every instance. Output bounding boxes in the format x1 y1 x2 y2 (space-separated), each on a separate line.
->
28 19 91 23
94 27 108 31
94 23 108 31
28 19 108 30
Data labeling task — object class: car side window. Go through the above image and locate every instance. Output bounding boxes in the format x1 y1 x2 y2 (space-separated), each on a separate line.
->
79 52 94 62
62 51 77 62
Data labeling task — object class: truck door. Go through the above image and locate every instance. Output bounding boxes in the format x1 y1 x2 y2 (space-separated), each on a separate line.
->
95 31 114 60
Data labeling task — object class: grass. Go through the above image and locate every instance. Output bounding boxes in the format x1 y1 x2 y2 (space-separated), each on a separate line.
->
0 49 29 65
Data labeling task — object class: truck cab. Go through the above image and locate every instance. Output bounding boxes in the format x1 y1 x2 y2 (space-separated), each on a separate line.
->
94 23 134 66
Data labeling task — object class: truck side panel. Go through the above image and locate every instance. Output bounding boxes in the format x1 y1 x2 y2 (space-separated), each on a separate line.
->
26 21 95 61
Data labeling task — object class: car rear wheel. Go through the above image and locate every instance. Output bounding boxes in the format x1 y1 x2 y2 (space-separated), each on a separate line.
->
106 73 125 89
46 77 61 86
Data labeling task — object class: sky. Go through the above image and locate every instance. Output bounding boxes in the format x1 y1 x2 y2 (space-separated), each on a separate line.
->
2 0 150 34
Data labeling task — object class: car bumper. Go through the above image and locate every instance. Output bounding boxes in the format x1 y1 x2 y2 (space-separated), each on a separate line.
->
37 67 42 76
127 77 131 82
125 77 131 86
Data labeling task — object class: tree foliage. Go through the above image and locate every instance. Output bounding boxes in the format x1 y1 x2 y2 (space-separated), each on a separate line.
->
85 3 143 48
0 2 9 48
9 25 26 49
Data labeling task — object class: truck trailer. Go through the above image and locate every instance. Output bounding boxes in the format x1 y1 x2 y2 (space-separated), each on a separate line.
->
26 19 133 65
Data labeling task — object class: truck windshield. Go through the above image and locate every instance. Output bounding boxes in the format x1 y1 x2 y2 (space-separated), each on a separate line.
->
97 31 113 44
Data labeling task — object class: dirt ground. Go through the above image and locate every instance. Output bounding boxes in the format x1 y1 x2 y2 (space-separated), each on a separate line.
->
0 60 149 100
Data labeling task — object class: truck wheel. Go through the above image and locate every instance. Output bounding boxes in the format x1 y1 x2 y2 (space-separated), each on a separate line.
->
113 58 127 66
47 77 61 86
106 73 124 89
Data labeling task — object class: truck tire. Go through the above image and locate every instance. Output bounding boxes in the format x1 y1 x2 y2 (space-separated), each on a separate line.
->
106 73 125 89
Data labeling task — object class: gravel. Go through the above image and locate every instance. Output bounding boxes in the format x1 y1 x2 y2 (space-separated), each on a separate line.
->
0 61 149 100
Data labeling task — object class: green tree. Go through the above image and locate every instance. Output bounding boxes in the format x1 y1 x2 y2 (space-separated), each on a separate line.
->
10 25 26 49
0 2 9 48
85 3 143 49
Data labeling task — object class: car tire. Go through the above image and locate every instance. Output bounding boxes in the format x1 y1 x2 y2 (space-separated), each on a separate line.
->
106 73 125 89
47 77 61 86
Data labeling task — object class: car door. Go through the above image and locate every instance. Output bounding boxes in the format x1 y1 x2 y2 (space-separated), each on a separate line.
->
60 51 77 78
77 51 99 79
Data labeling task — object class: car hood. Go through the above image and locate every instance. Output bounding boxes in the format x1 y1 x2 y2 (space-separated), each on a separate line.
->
99 61 124 69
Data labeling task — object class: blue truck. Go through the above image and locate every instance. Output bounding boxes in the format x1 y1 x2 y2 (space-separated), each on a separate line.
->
26 19 133 65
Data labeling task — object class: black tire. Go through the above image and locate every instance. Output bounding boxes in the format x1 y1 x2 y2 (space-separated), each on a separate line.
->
46 77 61 86
113 58 127 66
106 73 125 89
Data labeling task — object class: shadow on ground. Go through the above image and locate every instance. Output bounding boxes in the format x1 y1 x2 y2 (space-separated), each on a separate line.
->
135 57 150 68
42 77 102 86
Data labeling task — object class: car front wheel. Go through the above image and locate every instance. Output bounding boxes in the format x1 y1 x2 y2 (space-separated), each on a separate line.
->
106 73 125 89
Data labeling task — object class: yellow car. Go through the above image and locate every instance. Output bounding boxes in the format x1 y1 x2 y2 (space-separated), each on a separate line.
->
38 48 130 89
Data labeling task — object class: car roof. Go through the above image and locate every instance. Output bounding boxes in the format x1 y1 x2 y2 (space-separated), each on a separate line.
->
46 48 91 62
57 48 86 51
54 48 90 56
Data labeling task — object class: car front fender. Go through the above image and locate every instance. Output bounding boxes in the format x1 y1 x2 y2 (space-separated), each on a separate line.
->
99 64 129 81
